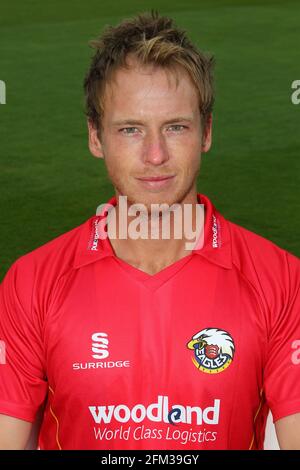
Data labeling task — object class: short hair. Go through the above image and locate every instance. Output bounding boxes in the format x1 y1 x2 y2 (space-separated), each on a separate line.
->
84 11 214 134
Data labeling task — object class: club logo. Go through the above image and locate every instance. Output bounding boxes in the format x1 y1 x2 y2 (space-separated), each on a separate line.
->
187 328 235 374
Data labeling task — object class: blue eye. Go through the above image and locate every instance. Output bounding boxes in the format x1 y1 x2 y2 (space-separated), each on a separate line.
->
119 127 138 134
168 125 186 132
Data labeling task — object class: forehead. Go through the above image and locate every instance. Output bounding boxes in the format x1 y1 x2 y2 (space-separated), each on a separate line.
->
102 60 199 118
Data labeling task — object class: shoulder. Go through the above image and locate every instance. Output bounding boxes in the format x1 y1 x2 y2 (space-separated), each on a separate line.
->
1 215 95 303
228 219 299 272
227 219 299 323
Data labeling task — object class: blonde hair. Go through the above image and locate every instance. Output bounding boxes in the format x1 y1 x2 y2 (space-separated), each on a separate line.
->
84 11 214 133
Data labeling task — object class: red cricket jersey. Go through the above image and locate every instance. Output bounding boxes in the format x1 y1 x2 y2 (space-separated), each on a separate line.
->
0 194 299 450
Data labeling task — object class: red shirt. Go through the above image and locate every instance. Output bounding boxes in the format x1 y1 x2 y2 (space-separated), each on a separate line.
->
0 194 299 450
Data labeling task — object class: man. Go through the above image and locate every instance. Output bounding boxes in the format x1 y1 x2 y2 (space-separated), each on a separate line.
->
0 12 299 450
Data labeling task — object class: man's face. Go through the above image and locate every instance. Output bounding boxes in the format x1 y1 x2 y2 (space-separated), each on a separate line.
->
88 57 212 209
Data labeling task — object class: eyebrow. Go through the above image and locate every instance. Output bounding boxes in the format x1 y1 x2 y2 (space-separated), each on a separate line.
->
111 116 194 127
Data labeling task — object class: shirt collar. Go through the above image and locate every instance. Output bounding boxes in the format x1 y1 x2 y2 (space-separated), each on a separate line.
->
193 194 232 269
73 193 232 270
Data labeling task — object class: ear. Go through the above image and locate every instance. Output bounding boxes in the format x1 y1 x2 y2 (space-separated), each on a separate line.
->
87 120 104 159
201 114 212 153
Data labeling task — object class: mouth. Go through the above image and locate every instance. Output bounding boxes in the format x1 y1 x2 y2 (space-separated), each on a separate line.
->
136 175 175 190
137 175 175 181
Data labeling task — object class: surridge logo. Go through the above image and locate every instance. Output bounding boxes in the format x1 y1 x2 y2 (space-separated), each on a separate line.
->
72 332 131 371
92 332 109 359
88 395 220 425
187 328 235 374
89 220 99 251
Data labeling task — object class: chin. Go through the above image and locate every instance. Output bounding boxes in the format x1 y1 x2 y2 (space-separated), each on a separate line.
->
115 180 191 209
131 192 183 212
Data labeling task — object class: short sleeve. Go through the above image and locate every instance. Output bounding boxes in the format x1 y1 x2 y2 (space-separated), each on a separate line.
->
264 251 300 422
0 258 48 422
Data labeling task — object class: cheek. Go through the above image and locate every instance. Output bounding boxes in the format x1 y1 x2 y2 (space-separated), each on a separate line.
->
174 142 201 174
104 151 135 181
169 133 201 156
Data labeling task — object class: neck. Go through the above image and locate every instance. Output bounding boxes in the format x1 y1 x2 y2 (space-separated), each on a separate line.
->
106 192 204 275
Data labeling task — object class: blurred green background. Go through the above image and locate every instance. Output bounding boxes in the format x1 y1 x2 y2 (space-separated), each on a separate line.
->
0 0 299 279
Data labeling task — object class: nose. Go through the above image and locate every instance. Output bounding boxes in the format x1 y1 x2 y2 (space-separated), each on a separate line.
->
142 130 170 166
